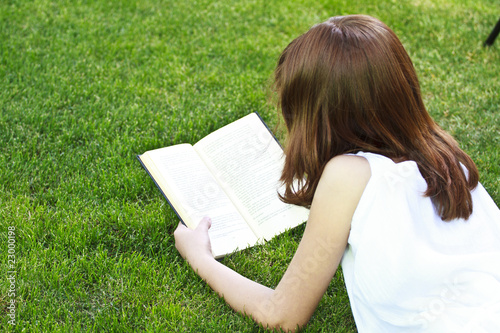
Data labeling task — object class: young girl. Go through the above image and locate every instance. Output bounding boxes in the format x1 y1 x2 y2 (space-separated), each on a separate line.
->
174 15 500 332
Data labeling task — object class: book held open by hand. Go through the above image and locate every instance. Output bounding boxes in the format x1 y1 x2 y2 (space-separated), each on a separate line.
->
138 113 309 258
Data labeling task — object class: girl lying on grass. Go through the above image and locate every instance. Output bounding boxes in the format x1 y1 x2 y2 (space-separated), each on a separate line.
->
174 15 500 332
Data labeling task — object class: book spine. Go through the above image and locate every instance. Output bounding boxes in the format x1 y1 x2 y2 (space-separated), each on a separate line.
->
255 112 283 148
136 155 187 227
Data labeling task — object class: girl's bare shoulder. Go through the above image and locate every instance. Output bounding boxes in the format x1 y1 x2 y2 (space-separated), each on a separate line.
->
321 154 371 188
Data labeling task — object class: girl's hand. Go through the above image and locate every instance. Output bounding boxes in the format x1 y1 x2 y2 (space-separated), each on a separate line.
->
174 217 214 264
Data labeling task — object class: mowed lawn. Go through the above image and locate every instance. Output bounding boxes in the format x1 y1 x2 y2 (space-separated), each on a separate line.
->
1 0 499 332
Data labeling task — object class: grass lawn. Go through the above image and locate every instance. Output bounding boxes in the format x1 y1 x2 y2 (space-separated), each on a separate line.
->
1 0 499 331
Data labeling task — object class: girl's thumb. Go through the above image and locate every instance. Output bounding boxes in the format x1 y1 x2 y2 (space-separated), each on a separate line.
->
199 216 212 230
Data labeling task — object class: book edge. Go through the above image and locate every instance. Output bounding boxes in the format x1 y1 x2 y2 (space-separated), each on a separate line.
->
136 154 187 227
254 112 283 149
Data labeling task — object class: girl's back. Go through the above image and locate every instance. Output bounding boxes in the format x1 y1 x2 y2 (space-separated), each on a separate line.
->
342 152 500 332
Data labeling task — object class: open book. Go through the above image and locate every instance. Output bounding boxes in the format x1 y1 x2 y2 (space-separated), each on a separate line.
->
138 113 309 258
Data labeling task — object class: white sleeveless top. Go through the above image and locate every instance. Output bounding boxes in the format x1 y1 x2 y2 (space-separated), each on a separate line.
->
341 152 500 332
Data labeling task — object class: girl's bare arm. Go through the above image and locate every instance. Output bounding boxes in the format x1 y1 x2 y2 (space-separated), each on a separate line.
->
174 155 370 332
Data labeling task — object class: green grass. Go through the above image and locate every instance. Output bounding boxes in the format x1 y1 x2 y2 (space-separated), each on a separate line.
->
1 0 499 331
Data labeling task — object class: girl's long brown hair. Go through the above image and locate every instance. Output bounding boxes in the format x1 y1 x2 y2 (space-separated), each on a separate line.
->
275 15 478 221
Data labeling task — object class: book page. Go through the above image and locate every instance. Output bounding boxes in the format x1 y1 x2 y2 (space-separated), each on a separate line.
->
194 113 309 241
139 144 259 258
